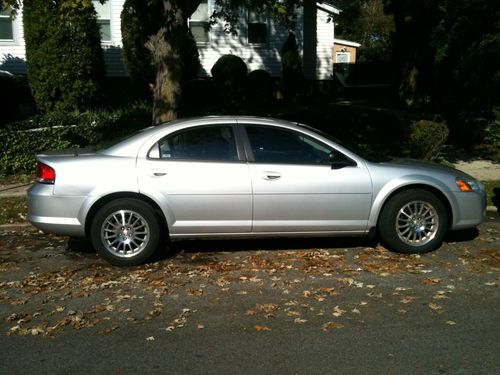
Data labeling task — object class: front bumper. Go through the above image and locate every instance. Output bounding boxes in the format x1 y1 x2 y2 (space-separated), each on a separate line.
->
450 190 487 230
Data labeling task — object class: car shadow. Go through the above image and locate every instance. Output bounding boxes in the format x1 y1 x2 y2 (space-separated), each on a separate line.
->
65 237 96 254
63 229 483 265
169 236 377 255
444 228 479 243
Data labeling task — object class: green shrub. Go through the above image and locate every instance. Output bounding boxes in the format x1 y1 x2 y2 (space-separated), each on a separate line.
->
0 128 73 175
484 109 500 148
0 103 152 175
211 54 248 106
409 120 449 160
181 79 219 116
23 0 105 112
247 70 274 105
121 0 157 96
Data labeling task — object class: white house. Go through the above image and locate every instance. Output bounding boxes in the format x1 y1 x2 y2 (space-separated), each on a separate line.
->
0 1 341 80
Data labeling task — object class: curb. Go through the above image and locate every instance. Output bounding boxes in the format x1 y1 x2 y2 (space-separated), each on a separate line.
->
0 223 33 229
0 183 31 198
0 192 27 198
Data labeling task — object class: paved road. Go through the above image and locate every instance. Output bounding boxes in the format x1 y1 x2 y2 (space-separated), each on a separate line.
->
1 215 499 374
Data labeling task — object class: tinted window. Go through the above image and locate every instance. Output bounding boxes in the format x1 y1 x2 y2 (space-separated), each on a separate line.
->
156 125 238 161
245 126 332 165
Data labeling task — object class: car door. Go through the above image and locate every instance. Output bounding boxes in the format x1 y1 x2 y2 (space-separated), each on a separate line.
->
242 124 372 233
137 124 252 235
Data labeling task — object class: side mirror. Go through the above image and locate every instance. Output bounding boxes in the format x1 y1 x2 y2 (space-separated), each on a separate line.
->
329 151 356 170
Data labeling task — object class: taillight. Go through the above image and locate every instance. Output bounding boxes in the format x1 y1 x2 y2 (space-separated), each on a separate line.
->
36 162 56 184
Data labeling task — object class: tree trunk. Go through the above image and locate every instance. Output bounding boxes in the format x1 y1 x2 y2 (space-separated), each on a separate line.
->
145 2 186 124
146 27 183 124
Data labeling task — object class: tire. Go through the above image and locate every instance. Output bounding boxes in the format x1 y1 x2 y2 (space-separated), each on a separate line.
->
90 198 162 266
378 189 448 254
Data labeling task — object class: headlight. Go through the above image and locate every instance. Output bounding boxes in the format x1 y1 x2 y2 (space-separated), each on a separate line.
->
455 177 481 192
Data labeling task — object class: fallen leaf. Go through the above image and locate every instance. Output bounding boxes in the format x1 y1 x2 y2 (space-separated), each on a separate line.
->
322 322 344 331
256 304 279 313
99 326 119 334
400 296 416 304
332 306 346 317
446 320 457 325
423 278 441 285
255 325 271 331
294 318 307 324
428 303 443 311
187 288 203 296
433 291 448 300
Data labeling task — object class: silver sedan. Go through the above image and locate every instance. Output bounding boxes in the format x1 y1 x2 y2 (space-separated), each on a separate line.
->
28 116 486 266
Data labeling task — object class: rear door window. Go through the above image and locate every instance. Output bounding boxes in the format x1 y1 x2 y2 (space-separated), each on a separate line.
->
150 125 239 161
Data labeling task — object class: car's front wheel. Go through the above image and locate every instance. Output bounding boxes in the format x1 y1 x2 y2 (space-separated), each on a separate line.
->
378 189 448 254
90 198 162 266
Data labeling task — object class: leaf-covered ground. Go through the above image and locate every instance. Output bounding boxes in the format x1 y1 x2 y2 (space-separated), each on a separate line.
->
1 219 498 339
0 197 28 224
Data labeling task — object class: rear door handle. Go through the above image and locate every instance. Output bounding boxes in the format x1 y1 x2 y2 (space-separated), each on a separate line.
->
262 172 281 180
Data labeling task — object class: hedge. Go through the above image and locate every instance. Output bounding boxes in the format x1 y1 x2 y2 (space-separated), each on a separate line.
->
0 103 152 175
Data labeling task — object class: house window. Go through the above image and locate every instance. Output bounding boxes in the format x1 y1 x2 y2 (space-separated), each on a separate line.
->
189 0 209 43
336 52 350 64
248 10 267 44
92 0 111 42
0 8 14 41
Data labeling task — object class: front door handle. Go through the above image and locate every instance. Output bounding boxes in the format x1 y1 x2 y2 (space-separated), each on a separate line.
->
151 169 167 177
262 172 281 180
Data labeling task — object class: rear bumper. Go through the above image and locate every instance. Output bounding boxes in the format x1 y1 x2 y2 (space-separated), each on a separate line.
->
27 184 86 237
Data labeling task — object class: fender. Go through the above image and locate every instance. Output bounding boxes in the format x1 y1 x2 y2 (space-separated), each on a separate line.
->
367 174 456 228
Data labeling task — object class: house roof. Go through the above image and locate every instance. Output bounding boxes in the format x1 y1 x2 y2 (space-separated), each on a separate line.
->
316 2 341 15
334 38 361 48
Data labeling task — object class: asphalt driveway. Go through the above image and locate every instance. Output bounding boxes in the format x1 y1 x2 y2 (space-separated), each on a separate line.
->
0 215 499 374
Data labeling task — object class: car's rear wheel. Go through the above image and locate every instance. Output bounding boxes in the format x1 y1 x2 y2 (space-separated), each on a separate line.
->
378 189 448 254
91 199 161 266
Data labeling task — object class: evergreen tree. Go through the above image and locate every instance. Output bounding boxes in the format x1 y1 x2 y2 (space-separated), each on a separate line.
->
281 32 305 101
23 0 105 112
